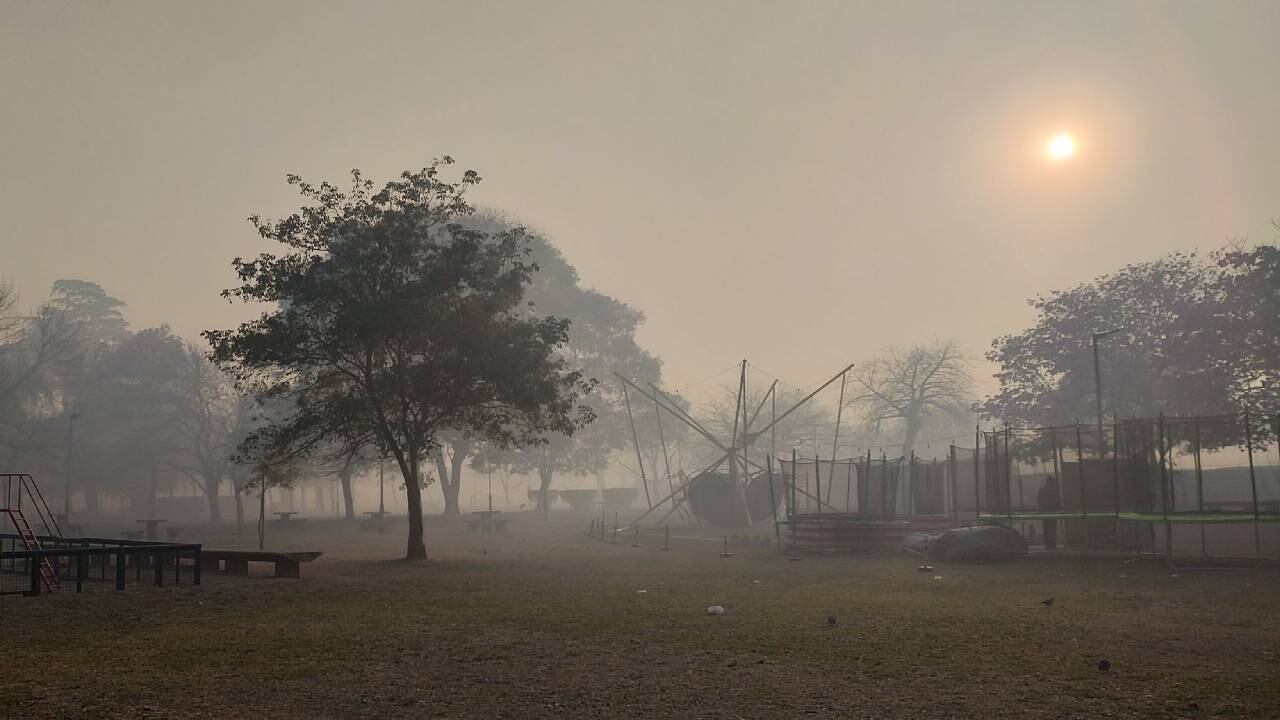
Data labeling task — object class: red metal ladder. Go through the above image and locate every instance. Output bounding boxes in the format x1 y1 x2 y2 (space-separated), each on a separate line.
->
3 474 64 594
4 507 60 592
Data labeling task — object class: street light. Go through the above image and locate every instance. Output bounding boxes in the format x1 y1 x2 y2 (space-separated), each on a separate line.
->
1091 329 1124 457
378 459 386 534
63 410 80 517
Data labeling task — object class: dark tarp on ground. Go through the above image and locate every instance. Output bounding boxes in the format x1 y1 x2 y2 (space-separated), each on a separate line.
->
928 524 1027 563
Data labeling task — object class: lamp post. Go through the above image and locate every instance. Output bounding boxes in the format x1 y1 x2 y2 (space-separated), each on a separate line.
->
378 459 386 534
1091 329 1124 457
63 410 80 517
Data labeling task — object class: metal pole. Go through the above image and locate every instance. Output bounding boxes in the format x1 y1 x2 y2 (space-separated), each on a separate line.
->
973 427 981 520
379 460 386 534
1244 410 1261 558
63 412 78 517
863 449 872 516
653 394 677 512
1092 335 1105 457
259 482 267 551
1194 416 1205 557
1111 417 1121 546
909 451 916 518
949 444 957 521
1005 427 1013 525
1091 329 1123 458
814 456 822 516
766 456 781 552
1075 423 1088 548
791 449 798 515
620 382 652 510
827 372 847 503
1157 415 1170 557
844 458 853 513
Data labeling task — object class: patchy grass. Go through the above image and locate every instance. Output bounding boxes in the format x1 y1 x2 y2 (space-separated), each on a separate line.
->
3 516 1279 718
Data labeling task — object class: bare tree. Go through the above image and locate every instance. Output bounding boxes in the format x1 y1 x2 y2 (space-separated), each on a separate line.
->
171 343 241 523
847 341 973 458
0 282 79 469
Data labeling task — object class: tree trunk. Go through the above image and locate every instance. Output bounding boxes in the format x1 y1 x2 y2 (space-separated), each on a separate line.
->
538 466 554 521
433 453 460 516
451 450 468 512
902 413 923 461
402 452 428 559
204 475 223 524
339 467 356 520
233 486 244 532
258 484 266 550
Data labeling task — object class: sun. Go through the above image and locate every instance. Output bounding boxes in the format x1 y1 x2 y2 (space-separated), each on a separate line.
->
1045 133 1076 161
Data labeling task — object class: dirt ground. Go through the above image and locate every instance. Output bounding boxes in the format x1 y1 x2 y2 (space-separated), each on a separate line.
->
3 513 1279 719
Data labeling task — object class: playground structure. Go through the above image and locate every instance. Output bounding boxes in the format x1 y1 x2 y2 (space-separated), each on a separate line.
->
772 412 1280 560
776 451 960 553
2 473 202 597
616 360 856 531
969 413 1280 561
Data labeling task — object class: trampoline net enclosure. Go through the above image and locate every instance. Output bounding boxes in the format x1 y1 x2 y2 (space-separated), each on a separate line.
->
963 414 1280 559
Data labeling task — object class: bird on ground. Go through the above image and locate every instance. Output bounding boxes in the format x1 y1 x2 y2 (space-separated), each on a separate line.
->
1041 598 1055 606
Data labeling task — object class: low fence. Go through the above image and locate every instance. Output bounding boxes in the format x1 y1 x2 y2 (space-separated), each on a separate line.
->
0 534 202 597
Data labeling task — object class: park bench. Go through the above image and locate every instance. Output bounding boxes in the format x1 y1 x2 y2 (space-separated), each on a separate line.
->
200 550 323 579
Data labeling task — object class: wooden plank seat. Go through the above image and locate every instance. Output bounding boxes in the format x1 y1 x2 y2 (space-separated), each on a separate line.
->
200 550 323 579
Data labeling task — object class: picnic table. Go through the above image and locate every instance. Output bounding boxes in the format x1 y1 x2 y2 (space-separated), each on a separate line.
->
136 518 168 541
363 510 389 533
201 550 323 579
467 510 507 534
271 511 301 523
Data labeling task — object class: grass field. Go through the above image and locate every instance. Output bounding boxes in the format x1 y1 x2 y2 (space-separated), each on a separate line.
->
3 514 1279 719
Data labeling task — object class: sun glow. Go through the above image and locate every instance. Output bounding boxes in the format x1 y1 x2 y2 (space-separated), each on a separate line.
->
1045 133 1076 161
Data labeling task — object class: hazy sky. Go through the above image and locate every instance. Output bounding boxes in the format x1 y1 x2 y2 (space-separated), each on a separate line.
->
3 1 1278 403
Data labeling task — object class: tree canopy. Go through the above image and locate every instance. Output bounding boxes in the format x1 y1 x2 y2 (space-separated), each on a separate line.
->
205 160 594 558
847 341 973 459
982 241 1279 445
446 211 663 516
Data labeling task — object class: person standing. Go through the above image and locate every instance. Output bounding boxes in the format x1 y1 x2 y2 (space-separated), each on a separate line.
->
1037 475 1061 550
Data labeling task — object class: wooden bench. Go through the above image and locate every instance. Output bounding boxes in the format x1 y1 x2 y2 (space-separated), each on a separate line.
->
200 550 323 579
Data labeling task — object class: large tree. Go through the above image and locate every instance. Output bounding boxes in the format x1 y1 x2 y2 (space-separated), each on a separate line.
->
48 279 129 348
0 282 78 470
982 252 1237 428
847 341 973 459
206 161 593 559
73 326 188 515
170 342 243 523
982 242 1278 445
437 212 662 517
1196 241 1280 416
